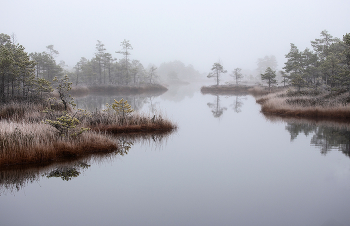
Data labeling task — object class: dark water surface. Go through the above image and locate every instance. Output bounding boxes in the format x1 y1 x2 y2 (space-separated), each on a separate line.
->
1 84 350 226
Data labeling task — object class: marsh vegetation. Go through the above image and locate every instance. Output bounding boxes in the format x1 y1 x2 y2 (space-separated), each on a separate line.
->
0 34 177 167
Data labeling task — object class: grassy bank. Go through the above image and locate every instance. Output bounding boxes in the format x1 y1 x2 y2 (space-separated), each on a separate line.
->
0 121 118 166
256 88 350 120
0 101 177 167
70 84 168 97
201 84 350 121
87 112 175 133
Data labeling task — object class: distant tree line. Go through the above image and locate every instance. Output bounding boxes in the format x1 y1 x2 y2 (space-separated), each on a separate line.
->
70 40 158 86
0 33 166 102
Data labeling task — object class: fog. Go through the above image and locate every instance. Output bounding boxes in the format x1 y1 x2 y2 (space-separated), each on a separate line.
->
1 0 349 73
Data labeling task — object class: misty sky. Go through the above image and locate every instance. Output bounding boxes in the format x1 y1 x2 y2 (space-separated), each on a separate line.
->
1 0 349 73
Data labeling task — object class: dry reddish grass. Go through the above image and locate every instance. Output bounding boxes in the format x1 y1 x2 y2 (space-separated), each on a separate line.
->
87 113 177 134
0 121 117 166
257 88 350 120
247 86 271 96
92 122 176 133
0 101 177 166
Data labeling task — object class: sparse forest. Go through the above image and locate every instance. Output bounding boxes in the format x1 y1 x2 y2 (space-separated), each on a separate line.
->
29 39 159 87
255 31 350 120
0 33 177 167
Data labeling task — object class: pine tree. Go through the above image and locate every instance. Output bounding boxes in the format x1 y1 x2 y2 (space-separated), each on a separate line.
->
261 67 277 89
230 68 243 85
207 62 227 86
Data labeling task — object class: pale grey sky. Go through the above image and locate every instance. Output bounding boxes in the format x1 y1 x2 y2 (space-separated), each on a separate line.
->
1 0 349 73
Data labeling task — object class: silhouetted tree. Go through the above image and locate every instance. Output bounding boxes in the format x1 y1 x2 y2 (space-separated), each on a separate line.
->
207 62 227 86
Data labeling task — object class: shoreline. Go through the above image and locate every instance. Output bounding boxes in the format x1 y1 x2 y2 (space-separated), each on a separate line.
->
201 84 350 121
0 100 177 167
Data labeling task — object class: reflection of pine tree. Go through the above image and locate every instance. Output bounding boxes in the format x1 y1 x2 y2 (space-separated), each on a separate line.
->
118 137 134 156
230 96 245 113
207 95 227 118
285 123 316 141
46 162 91 181
311 126 350 156
285 122 350 157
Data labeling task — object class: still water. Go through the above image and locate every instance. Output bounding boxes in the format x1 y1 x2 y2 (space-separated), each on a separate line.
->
1 84 350 226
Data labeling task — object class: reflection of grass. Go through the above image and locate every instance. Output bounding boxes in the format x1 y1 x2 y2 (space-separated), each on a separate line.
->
0 132 171 195
0 161 93 194
0 101 176 167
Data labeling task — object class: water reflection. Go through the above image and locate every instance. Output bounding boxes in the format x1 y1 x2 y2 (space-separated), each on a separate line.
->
230 96 246 113
144 96 159 114
0 132 172 195
206 95 247 118
46 162 91 181
160 84 195 102
207 95 227 118
283 119 350 157
74 93 161 112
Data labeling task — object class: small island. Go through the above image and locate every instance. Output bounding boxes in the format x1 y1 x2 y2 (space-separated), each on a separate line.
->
0 34 177 167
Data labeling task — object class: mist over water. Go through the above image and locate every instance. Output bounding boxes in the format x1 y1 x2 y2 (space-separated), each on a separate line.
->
1 83 350 226
1 0 350 225
2 0 349 73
